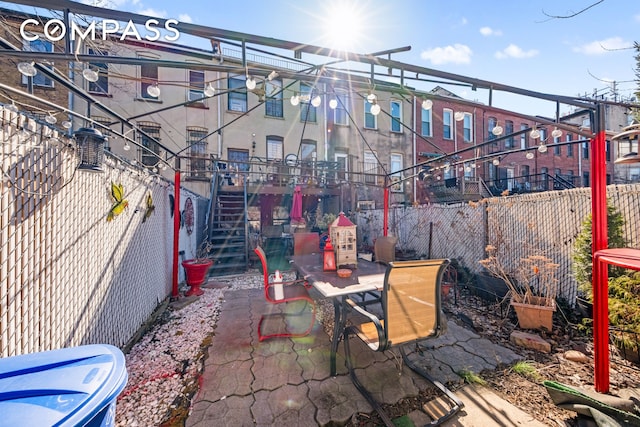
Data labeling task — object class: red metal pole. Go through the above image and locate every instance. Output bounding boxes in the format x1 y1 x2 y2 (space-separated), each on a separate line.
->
172 170 181 298
591 104 609 393
383 185 389 237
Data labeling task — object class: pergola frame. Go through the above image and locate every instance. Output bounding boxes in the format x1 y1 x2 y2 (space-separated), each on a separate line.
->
3 0 639 393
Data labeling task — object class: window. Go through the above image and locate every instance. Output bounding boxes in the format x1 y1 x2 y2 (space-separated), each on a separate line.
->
443 109 453 139
520 123 528 149
583 172 590 187
228 74 247 112
188 70 204 102
87 48 108 94
554 140 561 156
300 139 317 179
582 141 589 159
606 140 611 162
566 134 574 157
140 61 158 99
265 78 283 118
23 39 53 87
364 151 379 184
266 136 283 160
463 113 473 142
390 153 403 192
364 100 377 129
92 116 112 150
390 100 402 132
335 152 348 181
300 83 316 122
504 120 514 147
487 117 498 141
421 108 432 137
333 89 349 125
541 167 549 190
539 128 547 143
187 127 208 178
228 148 249 172
521 165 530 180
137 122 161 168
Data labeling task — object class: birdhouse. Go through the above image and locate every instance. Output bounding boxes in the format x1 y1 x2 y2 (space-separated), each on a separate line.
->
329 212 357 268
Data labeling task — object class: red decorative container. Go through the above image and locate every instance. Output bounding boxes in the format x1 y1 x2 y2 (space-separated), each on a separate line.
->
181 259 213 296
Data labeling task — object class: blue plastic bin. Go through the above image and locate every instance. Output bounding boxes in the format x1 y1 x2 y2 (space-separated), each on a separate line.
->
0 344 128 426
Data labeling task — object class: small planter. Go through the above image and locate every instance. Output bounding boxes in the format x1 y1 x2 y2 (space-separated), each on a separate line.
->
182 259 213 296
511 295 556 331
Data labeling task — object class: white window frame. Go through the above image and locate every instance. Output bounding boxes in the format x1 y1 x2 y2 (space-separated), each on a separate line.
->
443 108 453 140
463 113 473 143
421 108 432 137
335 152 348 181
22 38 54 88
364 151 378 184
390 153 403 192
390 100 402 133
364 99 377 129
333 89 349 126
188 70 205 103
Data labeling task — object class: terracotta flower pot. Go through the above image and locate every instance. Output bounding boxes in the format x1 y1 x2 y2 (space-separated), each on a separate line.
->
182 259 213 296
511 295 556 331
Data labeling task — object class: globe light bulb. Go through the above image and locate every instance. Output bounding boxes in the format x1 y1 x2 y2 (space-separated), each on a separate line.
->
61 120 72 129
367 92 377 103
454 111 465 121
551 128 563 139
492 125 503 136
123 142 131 151
370 103 381 116
147 84 160 98
45 114 57 124
290 94 300 106
526 152 534 159
530 129 540 139
492 158 500 166
311 95 321 107
82 68 99 83
538 144 548 153
421 99 433 110
245 76 256 90
329 99 338 109
204 83 215 97
17 62 37 77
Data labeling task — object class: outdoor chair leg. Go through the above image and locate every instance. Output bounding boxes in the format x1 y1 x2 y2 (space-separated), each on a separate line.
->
343 328 396 427
258 299 316 342
400 344 464 425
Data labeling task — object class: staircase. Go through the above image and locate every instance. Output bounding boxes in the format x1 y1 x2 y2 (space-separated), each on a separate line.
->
205 170 249 276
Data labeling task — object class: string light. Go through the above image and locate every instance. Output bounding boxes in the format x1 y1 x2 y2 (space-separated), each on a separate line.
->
526 152 534 159
311 95 321 107
530 128 540 139
204 83 215 97
147 83 160 98
551 128 563 139
329 98 338 109
366 92 377 103
245 76 256 90
82 68 99 83
290 93 300 106
17 62 37 77
491 124 504 136
421 99 433 110
370 102 381 116
45 113 57 124
61 120 72 129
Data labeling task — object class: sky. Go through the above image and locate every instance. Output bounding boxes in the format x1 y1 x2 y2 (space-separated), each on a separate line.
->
4 0 639 117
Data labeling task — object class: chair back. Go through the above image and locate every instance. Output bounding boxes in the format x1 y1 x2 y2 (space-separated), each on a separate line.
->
383 259 449 346
254 246 270 295
374 236 398 264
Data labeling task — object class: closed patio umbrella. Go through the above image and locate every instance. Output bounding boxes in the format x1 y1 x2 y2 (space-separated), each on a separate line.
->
290 185 304 227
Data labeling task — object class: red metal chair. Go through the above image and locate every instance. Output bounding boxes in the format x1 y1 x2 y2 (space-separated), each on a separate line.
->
254 246 316 341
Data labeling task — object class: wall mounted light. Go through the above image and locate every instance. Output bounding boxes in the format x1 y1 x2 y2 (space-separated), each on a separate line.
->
73 127 106 172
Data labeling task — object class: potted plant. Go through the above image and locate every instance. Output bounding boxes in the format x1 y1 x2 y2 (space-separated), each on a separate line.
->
479 245 559 330
182 240 215 297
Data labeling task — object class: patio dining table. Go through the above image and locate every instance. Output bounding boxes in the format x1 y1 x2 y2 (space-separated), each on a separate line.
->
289 254 387 375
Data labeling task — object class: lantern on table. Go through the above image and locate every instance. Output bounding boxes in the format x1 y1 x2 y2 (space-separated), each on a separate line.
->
323 236 336 271
330 212 357 268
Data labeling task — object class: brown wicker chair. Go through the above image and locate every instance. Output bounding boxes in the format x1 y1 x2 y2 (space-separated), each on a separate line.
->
343 259 463 426
254 246 316 341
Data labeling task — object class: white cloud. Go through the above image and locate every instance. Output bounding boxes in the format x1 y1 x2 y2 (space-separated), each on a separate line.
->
460 17 468 26
137 8 167 18
480 26 502 37
573 37 630 55
178 14 192 23
420 44 472 65
494 44 539 59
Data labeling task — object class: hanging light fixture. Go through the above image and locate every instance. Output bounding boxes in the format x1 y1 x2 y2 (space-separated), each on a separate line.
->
311 95 321 107
73 127 106 172
421 99 433 110
290 93 300 106
530 128 541 139
17 62 37 77
329 98 338 109
367 92 377 103
245 76 256 90
204 83 216 97
147 83 160 98
82 68 99 83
